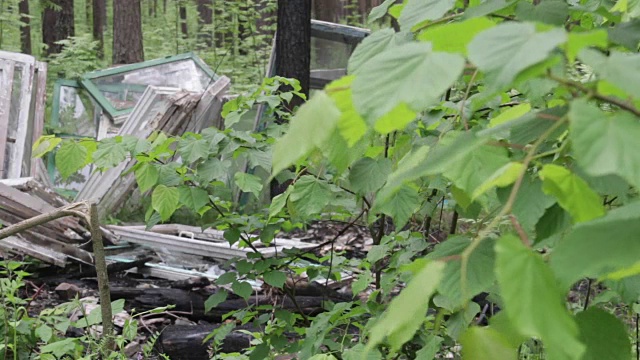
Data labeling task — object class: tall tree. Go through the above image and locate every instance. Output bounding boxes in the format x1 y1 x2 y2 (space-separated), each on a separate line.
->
113 0 144 64
312 0 340 22
196 0 212 48
275 0 311 111
42 0 75 56
18 0 31 54
179 3 188 38
93 0 106 59
271 0 311 198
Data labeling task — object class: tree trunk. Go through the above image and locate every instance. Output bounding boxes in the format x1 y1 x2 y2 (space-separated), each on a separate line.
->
179 5 188 38
275 0 311 111
93 0 106 59
18 0 31 54
312 0 339 22
196 0 212 47
42 0 75 56
113 0 144 64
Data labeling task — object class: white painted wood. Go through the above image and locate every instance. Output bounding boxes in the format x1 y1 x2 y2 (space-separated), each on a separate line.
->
0 61 15 179
0 51 35 65
106 225 316 260
30 62 47 176
0 236 68 267
8 61 35 178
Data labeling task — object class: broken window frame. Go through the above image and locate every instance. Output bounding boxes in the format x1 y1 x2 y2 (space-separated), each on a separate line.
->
0 51 47 179
79 52 218 122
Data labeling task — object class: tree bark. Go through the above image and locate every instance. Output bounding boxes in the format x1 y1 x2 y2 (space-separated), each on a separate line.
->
93 0 106 59
275 0 311 111
113 0 144 64
18 0 31 54
42 0 75 56
312 0 339 22
196 0 212 47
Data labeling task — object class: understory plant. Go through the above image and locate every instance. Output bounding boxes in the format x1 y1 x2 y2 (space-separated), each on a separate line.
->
41 0 640 358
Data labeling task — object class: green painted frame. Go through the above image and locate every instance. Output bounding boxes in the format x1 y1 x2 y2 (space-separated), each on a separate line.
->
80 52 217 120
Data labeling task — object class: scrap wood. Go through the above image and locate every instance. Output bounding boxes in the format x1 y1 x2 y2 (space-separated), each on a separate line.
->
106 224 316 260
0 181 89 243
76 76 231 219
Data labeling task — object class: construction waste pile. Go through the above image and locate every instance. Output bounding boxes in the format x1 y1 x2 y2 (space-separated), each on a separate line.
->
0 20 372 358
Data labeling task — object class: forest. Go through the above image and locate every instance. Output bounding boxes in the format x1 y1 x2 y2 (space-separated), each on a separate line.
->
1 0 640 359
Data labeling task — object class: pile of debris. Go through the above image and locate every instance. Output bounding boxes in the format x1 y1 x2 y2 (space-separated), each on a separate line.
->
0 50 322 274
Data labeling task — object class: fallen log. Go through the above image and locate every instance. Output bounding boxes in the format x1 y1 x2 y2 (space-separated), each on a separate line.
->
110 287 346 321
158 324 255 360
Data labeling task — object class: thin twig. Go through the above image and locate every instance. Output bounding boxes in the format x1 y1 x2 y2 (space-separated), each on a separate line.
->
548 73 640 118
509 215 530 247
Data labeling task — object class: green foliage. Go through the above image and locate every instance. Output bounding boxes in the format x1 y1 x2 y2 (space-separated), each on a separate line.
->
41 0 640 358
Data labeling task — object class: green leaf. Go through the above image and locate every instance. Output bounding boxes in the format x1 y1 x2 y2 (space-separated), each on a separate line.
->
33 135 62 158
446 302 481 340
263 270 287 288
576 307 631 360
551 202 640 288
579 49 640 99
538 164 605 223
565 30 608 63
366 261 445 353
348 30 409 74
570 99 640 190
272 91 341 175
234 172 263 198
289 175 332 218
152 185 180 221
464 0 517 18
177 138 209 164
416 17 495 55
472 162 523 200
232 281 253 300
368 0 396 22
41 338 77 357
349 157 392 194
495 234 585 360
497 175 556 234
608 19 640 50
216 271 237 285
426 236 496 309
414 335 443 360
377 131 487 204
55 141 88 179
468 23 567 87
93 137 127 169
460 327 517 360
178 186 209 212
36 324 53 342
488 103 531 127
197 158 231 183
398 0 455 31
352 42 465 125
204 290 228 313
374 102 417 134
374 185 420 229
443 144 509 201
515 0 569 26
327 76 368 147
135 162 159 193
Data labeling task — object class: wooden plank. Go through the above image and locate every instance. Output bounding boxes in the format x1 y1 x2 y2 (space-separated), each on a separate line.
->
106 224 316 260
0 61 15 179
0 50 36 64
0 236 68 267
8 61 35 178
78 77 230 218
30 61 48 176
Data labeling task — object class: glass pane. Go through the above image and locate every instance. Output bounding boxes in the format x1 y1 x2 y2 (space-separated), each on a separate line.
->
311 37 353 70
91 59 212 111
57 85 96 137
